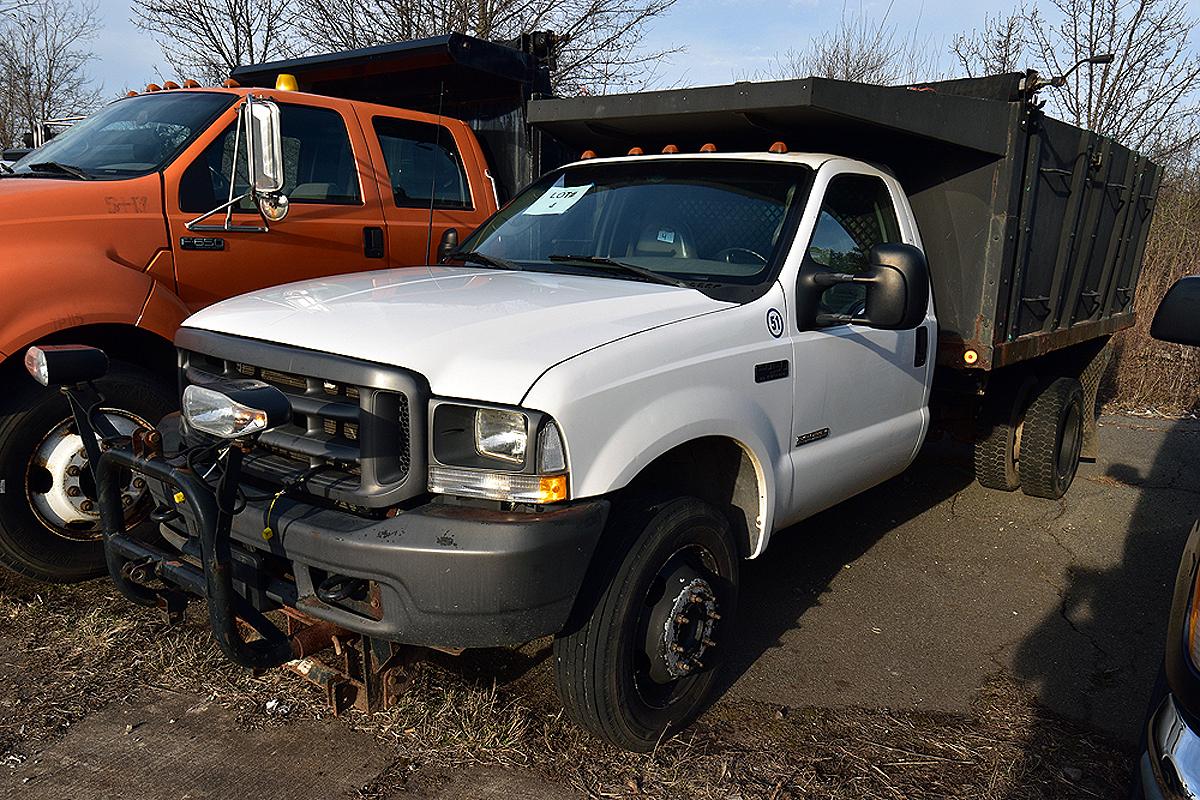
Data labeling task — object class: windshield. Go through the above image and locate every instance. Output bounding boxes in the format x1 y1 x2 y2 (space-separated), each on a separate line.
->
458 159 812 302
11 92 235 180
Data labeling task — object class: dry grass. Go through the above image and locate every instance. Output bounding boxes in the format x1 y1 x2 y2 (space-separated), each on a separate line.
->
0 569 1133 799
1106 173 1200 414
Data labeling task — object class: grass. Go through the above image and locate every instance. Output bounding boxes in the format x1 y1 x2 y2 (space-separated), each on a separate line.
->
0 568 1134 799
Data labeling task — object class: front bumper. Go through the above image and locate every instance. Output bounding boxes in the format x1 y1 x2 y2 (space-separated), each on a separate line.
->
218 492 608 648
1142 694 1200 799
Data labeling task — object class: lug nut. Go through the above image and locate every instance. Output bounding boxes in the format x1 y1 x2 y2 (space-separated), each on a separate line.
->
66 465 80 477
81 500 94 512
677 661 692 673
132 478 146 489
691 658 704 670
66 486 81 497
689 593 705 604
121 495 133 507
675 614 689 625
669 643 685 653
708 611 721 621
702 638 716 648
77 448 88 459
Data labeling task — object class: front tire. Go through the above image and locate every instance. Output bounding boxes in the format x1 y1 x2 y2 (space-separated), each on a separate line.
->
553 497 740 751
0 361 174 582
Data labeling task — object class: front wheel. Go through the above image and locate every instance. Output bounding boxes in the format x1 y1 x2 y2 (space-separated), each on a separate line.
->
553 497 740 751
0 361 174 582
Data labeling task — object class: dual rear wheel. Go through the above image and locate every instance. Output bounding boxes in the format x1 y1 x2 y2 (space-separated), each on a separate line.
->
974 375 1086 500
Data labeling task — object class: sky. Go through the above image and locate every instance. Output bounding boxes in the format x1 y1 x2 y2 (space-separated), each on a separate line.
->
87 0 1198 94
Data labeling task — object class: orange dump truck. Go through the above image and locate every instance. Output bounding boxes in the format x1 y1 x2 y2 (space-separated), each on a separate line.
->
0 34 554 581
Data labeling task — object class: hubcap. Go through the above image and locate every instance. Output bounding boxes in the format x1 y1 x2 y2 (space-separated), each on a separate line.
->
26 410 151 542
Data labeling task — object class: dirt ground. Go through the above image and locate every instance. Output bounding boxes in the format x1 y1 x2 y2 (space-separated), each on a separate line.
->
2 414 1196 799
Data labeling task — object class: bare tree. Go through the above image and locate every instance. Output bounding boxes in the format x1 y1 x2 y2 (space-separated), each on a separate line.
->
1024 0 1200 160
0 0 102 148
292 0 680 94
131 0 295 84
951 9 1028 77
769 2 942 85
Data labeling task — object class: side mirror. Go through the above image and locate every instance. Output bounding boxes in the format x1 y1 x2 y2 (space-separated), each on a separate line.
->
243 99 284 194
241 98 289 222
437 227 459 262
800 243 930 330
1151 276 1200 346
24 345 109 387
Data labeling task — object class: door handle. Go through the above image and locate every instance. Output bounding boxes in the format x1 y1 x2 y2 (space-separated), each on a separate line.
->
363 227 385 259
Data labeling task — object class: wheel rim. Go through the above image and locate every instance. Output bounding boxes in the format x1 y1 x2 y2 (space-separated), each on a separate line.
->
1056 403 1083 484
25 409 153 542
633 543 726 711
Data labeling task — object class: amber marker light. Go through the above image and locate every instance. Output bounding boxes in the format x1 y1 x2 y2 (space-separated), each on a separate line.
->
183 79 201 88
769 141 788 154
162 80 180 90
963 349 979 365
662 144 680 154
580 149 597 160
145 83 161 92
223 78 241 88
275 73 298 91
627 146 644 155
700 143 718 152
538 475 569 504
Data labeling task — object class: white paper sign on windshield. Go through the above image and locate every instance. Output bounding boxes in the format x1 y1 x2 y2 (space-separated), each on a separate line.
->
523 184 594 216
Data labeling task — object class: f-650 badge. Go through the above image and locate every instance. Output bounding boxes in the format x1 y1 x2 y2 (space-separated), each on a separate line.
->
795 428 830 447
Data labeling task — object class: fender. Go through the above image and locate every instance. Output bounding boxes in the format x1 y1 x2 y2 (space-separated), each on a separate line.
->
0 264 156 361
523 289 797 557
137 277 193 342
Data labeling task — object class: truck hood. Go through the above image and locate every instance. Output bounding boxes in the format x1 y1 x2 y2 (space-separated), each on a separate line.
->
181 266 732 404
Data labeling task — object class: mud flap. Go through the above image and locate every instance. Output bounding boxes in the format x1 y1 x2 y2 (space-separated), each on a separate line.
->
1078 341 1111 462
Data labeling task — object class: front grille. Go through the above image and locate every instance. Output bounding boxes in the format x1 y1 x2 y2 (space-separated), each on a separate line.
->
177 330 426 509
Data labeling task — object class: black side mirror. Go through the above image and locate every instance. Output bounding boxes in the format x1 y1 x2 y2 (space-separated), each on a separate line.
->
24 345 109 386
1151 276 1200 346
438 227 459 262
799 243 930 330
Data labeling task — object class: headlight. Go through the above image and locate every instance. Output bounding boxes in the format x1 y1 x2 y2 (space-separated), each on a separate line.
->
475 408 527 464
182 380 291 440
430 402 569 503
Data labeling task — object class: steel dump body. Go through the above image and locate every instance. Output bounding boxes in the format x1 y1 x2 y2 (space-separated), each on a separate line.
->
527 74 1162 370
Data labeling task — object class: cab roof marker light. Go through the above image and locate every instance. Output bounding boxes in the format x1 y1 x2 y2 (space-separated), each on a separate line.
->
223 78 240 88
145 83 161 92
275 73 298 91
183 79 201 88
162 80 180 90
627 146 644 156
662 144 680 154
700 143 717 153
126 90 138 97
769 141 788 154
580 149 597 160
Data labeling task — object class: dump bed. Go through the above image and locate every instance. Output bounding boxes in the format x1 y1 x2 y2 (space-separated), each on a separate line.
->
527 75 1162 371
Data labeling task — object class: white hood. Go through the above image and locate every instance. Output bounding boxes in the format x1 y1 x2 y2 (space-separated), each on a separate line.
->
182 266 732 404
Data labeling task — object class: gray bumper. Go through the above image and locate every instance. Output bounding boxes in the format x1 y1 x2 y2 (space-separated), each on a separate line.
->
1142 694 1200 799
157 485 609 649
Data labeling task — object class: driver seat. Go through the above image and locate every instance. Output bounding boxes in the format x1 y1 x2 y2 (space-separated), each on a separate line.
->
629 220 694 259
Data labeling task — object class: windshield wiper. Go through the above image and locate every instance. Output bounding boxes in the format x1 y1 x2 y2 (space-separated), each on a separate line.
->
27 161 92 180
443 250 523 271
547 255 691 289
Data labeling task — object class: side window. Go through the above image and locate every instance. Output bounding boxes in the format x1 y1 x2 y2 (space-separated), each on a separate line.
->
179 104 361 213
808 174 902 316
372 117 471 210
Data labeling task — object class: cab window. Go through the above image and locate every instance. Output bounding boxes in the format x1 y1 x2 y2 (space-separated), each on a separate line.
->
179 104 361 213
372 117 472 210
808 174 902 316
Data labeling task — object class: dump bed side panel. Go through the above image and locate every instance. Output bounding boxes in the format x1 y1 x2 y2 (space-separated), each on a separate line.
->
989 114 1161 367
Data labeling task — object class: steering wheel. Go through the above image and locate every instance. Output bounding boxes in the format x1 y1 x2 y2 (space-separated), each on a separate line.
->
714 247 767 265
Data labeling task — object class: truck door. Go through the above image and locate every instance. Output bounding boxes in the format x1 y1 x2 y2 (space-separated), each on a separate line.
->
787 168 933 521
356 110 494 266
165 97 389 310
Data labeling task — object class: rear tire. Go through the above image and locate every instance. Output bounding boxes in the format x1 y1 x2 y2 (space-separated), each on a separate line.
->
0 361 174 583
1019 377 1085 500
553 497 740 751
974 377 1035 491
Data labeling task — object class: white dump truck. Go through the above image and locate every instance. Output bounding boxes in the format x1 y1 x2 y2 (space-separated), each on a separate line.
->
32 59 1158 751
